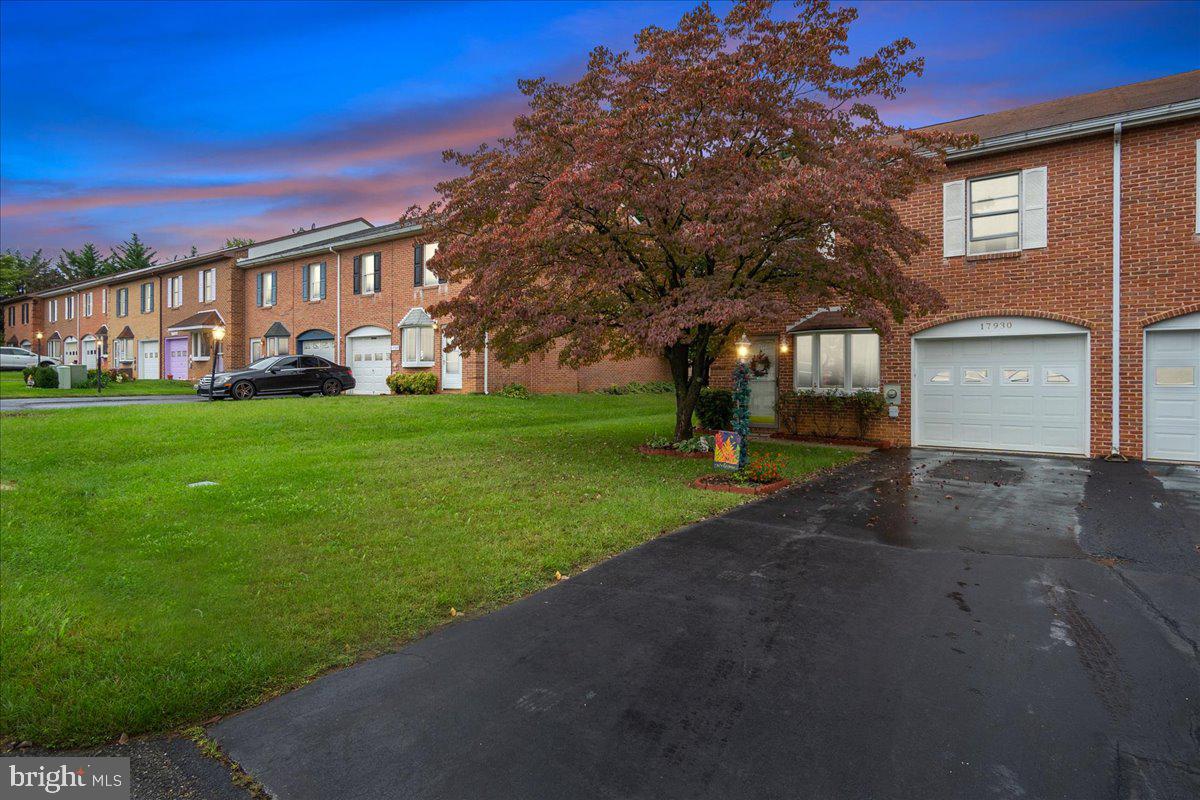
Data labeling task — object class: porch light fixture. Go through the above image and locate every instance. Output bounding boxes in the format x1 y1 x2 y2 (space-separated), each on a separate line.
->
736 333 751 362
208 326 226 401
35 331 43 361
779 336 789 354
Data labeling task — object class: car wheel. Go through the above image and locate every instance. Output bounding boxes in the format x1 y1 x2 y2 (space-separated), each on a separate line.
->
321 378 342 397
231 380 256 401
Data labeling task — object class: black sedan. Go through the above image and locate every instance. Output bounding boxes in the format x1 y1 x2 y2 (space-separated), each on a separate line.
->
197 355 356 400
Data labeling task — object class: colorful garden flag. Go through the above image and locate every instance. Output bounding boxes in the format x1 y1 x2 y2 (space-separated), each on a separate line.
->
714 430 741 470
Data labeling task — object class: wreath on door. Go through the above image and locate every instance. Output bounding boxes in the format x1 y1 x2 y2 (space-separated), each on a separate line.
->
749 351 771 377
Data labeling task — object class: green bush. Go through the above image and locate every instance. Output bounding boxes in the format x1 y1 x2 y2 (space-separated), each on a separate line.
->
497 382 530 399
644 434 672 449
696 387 734 430
386 372 438 395
597 380 673 395
778 388 887 439
675 434 714 454
84 368 127 388
21 367 36 383
32 366 58 389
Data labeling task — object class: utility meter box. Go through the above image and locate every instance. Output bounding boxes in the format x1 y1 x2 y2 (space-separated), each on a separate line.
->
883 384 902 406
55 364 86 388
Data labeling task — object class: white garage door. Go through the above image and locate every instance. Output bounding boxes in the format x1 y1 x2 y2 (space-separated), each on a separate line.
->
301 338 335 362
1145 315 1200 463
346 333 391 395
915 326 1088 456
138 340 160 380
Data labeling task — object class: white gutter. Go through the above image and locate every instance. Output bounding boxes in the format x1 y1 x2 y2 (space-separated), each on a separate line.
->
483 331 489 394
329 245 342 363
944 99 1200 161
1110 123 1123 458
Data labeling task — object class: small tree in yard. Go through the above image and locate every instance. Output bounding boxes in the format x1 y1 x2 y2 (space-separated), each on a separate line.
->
407 0 968 440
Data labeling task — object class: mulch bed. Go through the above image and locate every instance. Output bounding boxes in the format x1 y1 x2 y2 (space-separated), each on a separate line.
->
636 445 710 459
690 474 791 495
769 432 893 449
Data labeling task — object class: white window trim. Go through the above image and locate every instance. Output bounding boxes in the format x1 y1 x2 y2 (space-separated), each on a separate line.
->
967 172 1021 255
401 325 436 368
792 328 882 392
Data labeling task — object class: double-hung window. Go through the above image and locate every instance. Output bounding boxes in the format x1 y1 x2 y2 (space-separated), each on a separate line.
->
793 330 880 391
83 292 93 317
140 282 154 313
21 303 29 324
967 173 1020 255
48 299 58 323
199 268 216 303
65 295 75 320
256 271 277 307
265 335 288 356
414 242 441 287
116 288 129 317
401 325 435 367
355 253 381 295
5 307 12 326
302 263 325 301
168 276 183 308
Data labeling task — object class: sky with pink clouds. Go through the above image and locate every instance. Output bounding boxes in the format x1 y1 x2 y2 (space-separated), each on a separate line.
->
1 0 1197 258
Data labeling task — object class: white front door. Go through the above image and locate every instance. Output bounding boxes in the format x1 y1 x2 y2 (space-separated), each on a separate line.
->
347 335 391 394
915 333 1087 455
748 337 777 425
441 335 462 390
301 338 336 362
1145 324 1200 462
82 336 98 369
138 340 160 380
64 338 79 364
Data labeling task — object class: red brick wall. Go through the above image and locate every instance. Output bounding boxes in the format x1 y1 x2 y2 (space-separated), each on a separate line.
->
2 297 44 353
716 117 1200 459
161 254 244 379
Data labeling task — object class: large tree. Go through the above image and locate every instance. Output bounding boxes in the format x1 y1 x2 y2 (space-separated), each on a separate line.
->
0 249 57 296
409 0 967 439
109 233 158 273
56 243 115 282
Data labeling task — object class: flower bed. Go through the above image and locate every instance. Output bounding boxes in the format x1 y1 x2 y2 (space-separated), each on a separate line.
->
770 432 893 449
690 474 791 495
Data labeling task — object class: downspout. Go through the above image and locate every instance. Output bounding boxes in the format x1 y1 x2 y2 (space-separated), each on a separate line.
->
483 330 489 394
329 246 342 363
1108 122 1125 460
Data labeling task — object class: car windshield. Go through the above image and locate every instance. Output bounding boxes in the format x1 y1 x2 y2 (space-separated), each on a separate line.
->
246 357 280 371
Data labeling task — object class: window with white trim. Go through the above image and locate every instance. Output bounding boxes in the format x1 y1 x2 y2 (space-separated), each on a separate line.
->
100 290 106 315
21 303 29 323
83 292 93 317
420 242 440 286
968 173 1020 254
402 325 435 367
190 331 211 359
65 295 75 320
114 338 133 363
793 330 880 390
265 335 288 356
116 288 129 317
360 253 380 294
167 276 183 308
249 338 263 362
200 268 216 303
140 282 154 313
48 299 58 323
47 339 62 359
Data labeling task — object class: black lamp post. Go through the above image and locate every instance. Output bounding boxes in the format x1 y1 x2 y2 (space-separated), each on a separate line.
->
209 326 225 400
35 331 42 362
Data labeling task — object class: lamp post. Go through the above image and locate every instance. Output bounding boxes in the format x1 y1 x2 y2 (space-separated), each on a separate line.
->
35 331 43 363
731 333 752 471
209 326 225 400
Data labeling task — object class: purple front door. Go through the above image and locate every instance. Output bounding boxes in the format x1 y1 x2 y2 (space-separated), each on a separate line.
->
165 336 189 380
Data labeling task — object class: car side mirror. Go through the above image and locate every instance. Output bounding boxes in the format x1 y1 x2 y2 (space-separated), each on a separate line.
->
268 367 279 373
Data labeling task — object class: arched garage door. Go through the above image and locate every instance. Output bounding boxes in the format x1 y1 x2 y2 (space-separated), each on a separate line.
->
345 326 392 395
913 316 1089 456
297 329 336 363
1144 312 1200 463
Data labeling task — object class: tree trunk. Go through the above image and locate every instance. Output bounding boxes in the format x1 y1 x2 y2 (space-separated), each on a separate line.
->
666 343 705 442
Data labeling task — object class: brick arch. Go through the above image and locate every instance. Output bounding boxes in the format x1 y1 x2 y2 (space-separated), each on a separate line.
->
910 309 1095 334
1138 302 1200 329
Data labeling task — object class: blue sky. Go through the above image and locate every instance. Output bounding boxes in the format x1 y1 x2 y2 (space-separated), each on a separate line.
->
1 0 1196 257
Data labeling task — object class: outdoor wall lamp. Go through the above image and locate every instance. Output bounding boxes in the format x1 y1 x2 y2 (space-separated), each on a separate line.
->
736 333 751 362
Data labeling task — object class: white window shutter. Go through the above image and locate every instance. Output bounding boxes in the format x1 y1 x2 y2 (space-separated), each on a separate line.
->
1020 166 1048 249
942 180 965 257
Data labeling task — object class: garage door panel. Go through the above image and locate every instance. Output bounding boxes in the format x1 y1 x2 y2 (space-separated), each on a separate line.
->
915 333 1087 456
1145 327 1200 462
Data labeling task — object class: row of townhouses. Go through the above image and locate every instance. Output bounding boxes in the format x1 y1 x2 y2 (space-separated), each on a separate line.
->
3 72 1199 462
1 219 669 395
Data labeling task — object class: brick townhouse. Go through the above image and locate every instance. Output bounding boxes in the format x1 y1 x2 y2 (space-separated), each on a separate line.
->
2 219 670 394
716 71 1200 463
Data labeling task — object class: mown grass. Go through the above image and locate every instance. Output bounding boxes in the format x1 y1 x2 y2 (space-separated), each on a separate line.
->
0 393 855 746
0 370 194 398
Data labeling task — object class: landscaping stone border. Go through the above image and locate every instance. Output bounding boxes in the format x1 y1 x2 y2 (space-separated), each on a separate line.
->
689 475 791 495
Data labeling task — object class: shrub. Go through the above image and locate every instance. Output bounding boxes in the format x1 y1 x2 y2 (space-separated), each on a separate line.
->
778 388 887 439
32 366 58 389
596 380 673 395
675 434 714 454
497 382 530 399
644 434 672 449
386 372 438 395
696 387 734 430
84 368 126 388
21 367 36 383
740 452 785 484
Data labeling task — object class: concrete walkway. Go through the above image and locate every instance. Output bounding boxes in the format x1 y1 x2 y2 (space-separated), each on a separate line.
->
208 450 1200 800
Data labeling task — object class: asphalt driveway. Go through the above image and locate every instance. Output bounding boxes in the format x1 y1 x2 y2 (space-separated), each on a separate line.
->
211 450 1200 800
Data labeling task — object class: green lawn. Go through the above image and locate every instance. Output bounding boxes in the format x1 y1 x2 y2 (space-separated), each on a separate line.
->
0 393 856 747
0 369 195 398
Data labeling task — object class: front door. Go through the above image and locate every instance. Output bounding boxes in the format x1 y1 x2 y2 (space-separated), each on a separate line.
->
748 337 778 425
164 337 188 380
82 337 98 369
441 335 462 390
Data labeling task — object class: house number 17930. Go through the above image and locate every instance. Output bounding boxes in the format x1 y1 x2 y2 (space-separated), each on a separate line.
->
979 321 1013 331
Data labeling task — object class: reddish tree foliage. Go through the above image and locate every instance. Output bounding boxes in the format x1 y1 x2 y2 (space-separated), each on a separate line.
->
408 0 969 440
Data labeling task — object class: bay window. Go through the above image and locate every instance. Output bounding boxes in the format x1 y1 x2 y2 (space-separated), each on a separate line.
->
402 325 435 367
265 335 288 356
794 330 880 391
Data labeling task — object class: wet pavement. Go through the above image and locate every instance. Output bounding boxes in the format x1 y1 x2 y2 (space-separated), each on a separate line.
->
0 394 204 411
206 449 1200 800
